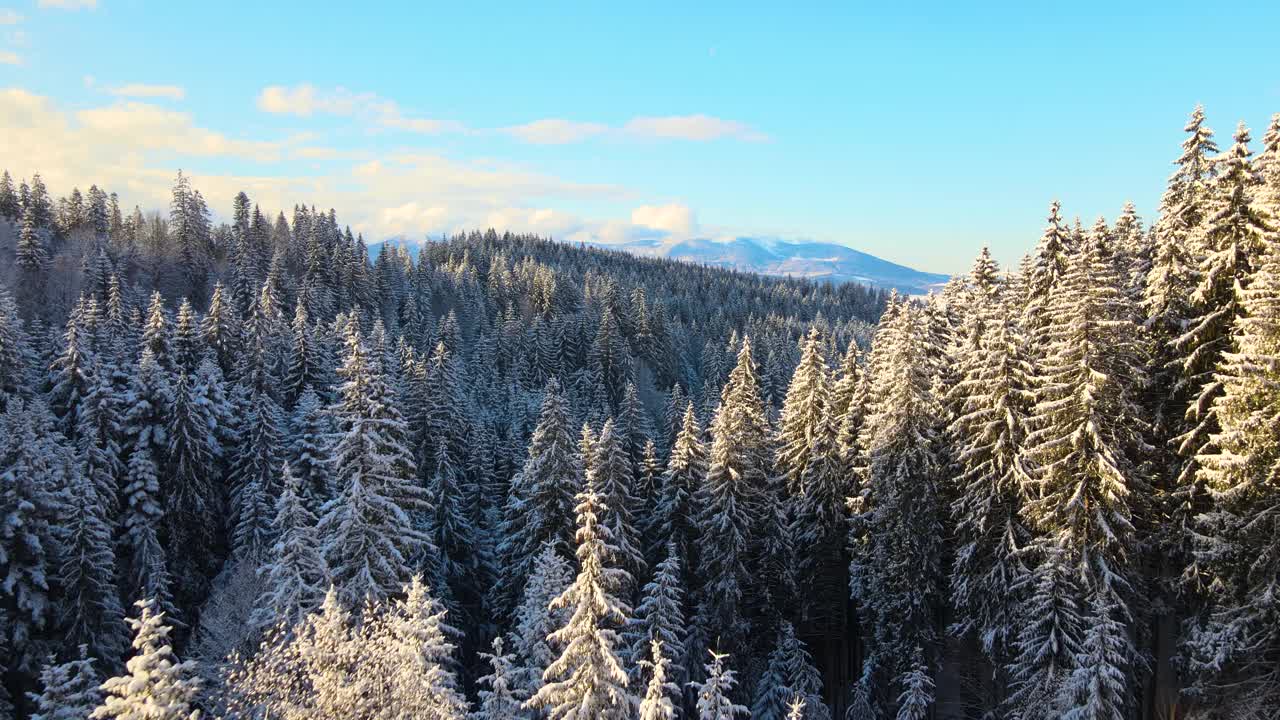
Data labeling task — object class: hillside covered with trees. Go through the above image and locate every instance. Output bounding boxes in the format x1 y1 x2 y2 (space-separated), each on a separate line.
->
0 104 1278 720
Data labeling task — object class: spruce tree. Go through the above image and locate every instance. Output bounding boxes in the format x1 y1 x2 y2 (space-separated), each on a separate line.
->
638 640 680 720
510 543 573 703
624 543 687 688
92 599 201 720
474 637 526 720
29 649 102 720
525 476 633 720
288 386 334 513
691 650 748 720
252 462 328 631
56 464 128 663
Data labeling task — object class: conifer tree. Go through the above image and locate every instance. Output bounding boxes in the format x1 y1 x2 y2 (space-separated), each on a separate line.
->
57 463 128 663
252 463 328 631
624 544 687 688
590 418 645 587
500 378 583 603
165 368 221 598
948 251 1034 663
638 640 680 720
776 328 832 496
474 637 526 720
378 575 469 720
200 282 240 377
1186 214 1280 708
691 650 748 720
894 650 933 720
510 543 573 702
92 599 201 720
29 649 102 720
319 320 425 605
525 476 633 720
288 387 334 512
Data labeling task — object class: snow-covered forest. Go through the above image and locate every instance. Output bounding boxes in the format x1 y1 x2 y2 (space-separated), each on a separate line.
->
0 104 1278 719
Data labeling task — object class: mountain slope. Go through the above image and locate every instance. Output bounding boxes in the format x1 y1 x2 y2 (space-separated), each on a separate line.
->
374 235 947 295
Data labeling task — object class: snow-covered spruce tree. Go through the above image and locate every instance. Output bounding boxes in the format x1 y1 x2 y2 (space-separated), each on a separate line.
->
510 542 574 703
775 327 832 497
1184 209 1280 710
1016 228 1147 718
590 418 646 589
638 639 680 720
624 543 687 688
47 298 97 438
589 306 633 411
165 367 222 602
1004 544 1084 719
894 649 933 720
172 299 201 375
425 437 478 621
56 460 128 664
636 439 663 558
252 462 328 631
1177 122 1276 587
500 378 583 609
655 403 705 575
319 320 427 606
848 301 946 705
524 475 633 720
0 399 65 669
1060 593 1128 720
228 383 284 562
691 650 749 720
287 386 334 513
617 381 655 468
121 349 179 618
0 284 32 410
199 282 240 378
285 300 325 407
28 648 102 720
140 291 174 376
752 621 828 720
473 637 526 720
947 250 1034 665
1022 200 1074 346
92 598 201 720
15 201 49 306
372 575 469 719
76 355 125 516
697 336 773 650
792 388 848 629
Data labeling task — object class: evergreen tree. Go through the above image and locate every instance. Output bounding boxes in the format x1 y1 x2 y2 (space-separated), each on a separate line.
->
894 650 933 720
510 543 573 703
318 320 425 605
624 544 687 688
775 327 832 496
501 378 583 604
29 649 102 720
589 418 645 587
691 650 748 720
379 575 469 720
165 368 221 599
656 404 705 569
56 464 128 663
288 386 333 513
474 637 526 720
525 476 633 720
638 640 680 720
252 462 328 631
92 599 201 720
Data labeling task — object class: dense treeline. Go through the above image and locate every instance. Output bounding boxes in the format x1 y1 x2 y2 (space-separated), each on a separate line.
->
0 104 1278 720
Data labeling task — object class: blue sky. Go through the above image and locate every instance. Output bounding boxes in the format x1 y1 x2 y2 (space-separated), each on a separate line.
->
1 1 1278 273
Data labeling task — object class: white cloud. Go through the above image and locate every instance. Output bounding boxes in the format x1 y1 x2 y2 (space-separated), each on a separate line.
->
0 49 19 65
108 83 185 100
37 0 97 8
257 84 464 135
501 118 609 145
624 114 767 142
0 9 22 24
631 203 697 235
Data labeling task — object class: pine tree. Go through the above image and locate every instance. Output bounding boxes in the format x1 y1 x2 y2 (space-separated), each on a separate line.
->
525 476 633 720
252 462 328 631
894 649 933 720
691 650 748 720
29 649 102 720
92 599 201 720
474 637 526 720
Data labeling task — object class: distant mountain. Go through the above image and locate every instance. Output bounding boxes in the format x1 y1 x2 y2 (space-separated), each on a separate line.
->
372 234 948 295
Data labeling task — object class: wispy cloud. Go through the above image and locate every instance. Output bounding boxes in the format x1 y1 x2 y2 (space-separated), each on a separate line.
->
257 84 465 135
623 114 768 142
108 83 185 100
257 84 766 145
37 0 97 9
0 9 22 24
0 50 20 65
500 118 609 145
